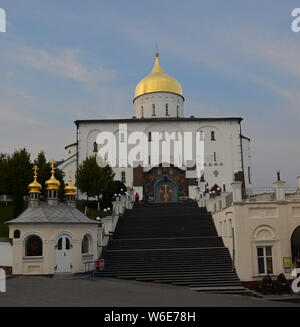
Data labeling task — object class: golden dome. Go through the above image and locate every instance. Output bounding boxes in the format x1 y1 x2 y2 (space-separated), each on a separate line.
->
28 165 42 194
134 52 182 100
65 170 76 196
45 160 60 190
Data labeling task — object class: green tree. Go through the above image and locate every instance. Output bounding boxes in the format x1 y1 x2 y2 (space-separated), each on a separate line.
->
6 148 33 217
76 155 115 210
34 151 65 201
102 180 127 209
0 153 9 195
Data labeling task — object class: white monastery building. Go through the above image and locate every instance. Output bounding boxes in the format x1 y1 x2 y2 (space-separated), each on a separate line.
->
59 52 252 202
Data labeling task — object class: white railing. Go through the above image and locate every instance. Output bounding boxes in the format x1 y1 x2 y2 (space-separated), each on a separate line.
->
197 184 300 214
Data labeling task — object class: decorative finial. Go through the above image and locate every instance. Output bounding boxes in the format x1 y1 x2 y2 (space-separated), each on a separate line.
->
68 169 72 183
33 165 38 179
50 159 55 173
155 41 159 58
65 169 76 196
45 159 60 190
28 165 42 194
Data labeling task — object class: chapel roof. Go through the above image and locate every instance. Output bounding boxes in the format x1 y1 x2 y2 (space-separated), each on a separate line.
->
6 202 98 225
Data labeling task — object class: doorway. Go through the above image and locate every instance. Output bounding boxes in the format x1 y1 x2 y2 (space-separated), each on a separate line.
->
55 235 72 273
291 225 300 265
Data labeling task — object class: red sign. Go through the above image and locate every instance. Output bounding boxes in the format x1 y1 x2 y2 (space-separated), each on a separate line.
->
99 259 105 271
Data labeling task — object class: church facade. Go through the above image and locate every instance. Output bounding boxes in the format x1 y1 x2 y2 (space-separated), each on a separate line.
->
59 53 252 202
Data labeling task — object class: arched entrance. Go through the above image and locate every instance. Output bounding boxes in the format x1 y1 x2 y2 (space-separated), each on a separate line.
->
291 226 300 265
55 234 72 273
154 178 179 202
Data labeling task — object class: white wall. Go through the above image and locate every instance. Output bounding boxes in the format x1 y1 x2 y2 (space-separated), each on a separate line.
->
134 92 184 118
0 242 12 267
60 117 250 200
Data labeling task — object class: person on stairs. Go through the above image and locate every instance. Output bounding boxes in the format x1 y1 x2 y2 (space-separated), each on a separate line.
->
262 275 276 295
276 273 293 295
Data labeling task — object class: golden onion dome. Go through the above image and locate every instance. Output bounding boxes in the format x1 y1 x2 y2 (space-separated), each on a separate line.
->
65 170 76 196
134 52 182 100
28 165 42 194
45 160 60 190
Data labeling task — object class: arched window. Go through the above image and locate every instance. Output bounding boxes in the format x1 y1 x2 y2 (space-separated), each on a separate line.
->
148 131 152 142
211 131 216 141
81 235 92 254
14 230 20 239
152 104 156 116
165 103 169 116
176 105 179 117
141 106 144 118
93 141 98 153
121 171 126 183
25 235 43 257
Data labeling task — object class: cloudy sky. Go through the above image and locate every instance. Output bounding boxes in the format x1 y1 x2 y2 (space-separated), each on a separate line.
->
0 1 299 186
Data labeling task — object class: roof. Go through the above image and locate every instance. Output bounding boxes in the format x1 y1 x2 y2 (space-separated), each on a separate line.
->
134 53 182 100
75 117 243 126
64 142 78 150
56 153 77 168
6 202 98 225
241 134 251 142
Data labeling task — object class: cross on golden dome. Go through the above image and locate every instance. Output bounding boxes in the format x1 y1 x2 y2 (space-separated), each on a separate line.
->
65 169 76 196
28 165 42 194
45 159 60 190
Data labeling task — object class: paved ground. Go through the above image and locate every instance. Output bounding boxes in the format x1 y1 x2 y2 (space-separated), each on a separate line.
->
0 276 299 307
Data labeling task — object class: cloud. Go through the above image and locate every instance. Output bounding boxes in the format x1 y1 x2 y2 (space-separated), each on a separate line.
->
14 48 116 84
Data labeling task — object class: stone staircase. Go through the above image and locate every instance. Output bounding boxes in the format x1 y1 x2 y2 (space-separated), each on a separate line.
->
97 201 248 294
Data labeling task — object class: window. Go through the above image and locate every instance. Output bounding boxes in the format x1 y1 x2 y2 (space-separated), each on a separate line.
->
57 237 62 250
14 230 20 239
120 133 125 143
66 237 71 250
257 246 273 274
148 131 152 142
82 235 91 254
121 171 126 183
141 106 144 118
248 167 251 184
214 152 217 162
224 220 227 236
228 220 232 236
152 104 156 116
165 104 169 116
25 235 43 257
211 131 216 141
176 106 179 117
93 141 98 153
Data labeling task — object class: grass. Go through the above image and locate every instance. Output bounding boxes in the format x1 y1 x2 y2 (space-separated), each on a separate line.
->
76 206 112 220
0 205 14 238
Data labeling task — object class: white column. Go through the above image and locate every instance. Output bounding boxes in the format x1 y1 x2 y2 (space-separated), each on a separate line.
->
231 181 242 203
121 195 126 209
297 176 300 190
273 181 286 201
221 192 229 209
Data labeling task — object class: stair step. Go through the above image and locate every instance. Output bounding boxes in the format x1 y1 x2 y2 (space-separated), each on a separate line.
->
100 201 245 293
